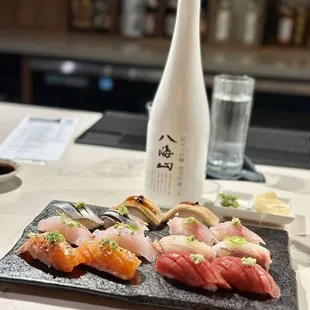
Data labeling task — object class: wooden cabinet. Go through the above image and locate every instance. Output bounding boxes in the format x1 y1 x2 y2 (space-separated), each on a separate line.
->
0 1 16 28
37 0 68 31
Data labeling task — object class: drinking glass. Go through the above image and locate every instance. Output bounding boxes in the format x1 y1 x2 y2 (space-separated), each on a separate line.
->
207 74 255 176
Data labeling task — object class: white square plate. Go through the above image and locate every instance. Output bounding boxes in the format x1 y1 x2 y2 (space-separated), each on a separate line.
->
204 190 295 226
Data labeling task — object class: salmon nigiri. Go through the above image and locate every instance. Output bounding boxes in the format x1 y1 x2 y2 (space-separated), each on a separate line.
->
213 257 280 298
38 214 93 246
77 238 141 280
94 223 158 262
18 231 85 272
155 252 230 291
157 235 216 262
213 236 272 271
168 217 218 246
210 218 265 245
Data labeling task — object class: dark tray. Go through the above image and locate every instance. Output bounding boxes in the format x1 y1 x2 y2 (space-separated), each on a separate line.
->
0 201 298 310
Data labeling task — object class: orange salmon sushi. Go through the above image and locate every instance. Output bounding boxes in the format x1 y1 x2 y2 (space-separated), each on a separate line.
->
18 231 85 272
77 238 141 280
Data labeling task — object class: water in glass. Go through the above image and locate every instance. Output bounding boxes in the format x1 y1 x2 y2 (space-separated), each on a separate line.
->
207 93 253 175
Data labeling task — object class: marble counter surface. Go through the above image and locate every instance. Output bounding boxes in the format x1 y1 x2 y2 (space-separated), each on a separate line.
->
0 102 309 310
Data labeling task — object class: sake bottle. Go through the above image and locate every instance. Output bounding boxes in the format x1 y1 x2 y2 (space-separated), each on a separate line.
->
144 0 210 209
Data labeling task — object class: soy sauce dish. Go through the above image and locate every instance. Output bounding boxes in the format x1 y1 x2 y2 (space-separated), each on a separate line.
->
0 159 21 185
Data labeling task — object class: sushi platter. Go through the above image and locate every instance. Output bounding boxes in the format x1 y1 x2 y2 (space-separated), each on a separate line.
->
0 197 298 310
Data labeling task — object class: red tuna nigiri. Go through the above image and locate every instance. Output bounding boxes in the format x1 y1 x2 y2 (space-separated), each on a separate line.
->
213 256 280 298
155 251 230 291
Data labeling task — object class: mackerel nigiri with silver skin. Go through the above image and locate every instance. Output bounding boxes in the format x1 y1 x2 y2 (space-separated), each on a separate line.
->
102 206 149 231
210 218 266 245
213 236 272 271
157 235 216 262
168 217 218 246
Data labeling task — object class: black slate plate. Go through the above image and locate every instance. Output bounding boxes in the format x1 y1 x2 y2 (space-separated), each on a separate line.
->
0 201 298 310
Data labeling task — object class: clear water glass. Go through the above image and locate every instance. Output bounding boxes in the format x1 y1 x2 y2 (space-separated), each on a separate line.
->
207 74 255 176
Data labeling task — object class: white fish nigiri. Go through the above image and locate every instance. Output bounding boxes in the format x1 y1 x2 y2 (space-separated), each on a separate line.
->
157 235 216 262
168 217 218 246
210 218 265 245
93 223 158 262
213 236 272 271
38 215 93 246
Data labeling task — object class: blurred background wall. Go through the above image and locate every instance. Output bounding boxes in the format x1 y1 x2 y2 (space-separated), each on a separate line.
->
0 0 309 130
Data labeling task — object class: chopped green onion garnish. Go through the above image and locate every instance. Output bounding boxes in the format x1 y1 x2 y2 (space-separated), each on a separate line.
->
117 205 129 216
45 231 65 244
184 217 199 225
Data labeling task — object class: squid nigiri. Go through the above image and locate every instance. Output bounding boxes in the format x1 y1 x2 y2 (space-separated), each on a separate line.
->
38 214 93 246
213 236 272 271
93 223 158 262
155 252 230 291
157 235 216 262
168 217 218 246
18 231 85 272
213 257 280 298
77 238 141 280
210 218 265 245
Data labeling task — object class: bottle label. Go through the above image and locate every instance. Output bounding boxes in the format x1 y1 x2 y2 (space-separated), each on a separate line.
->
244 12 258 44
278 17 293 43
145 126 207 200
215 10 230 42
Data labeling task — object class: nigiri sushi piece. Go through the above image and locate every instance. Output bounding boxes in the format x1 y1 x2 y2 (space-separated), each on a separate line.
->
168 217 218 246
210 218 265 245
38 214 93 246
213 257 280 298
102 206 149 231
161 202 219 227
93 223 158 262
112 195 163 226
55 201 104 230
77 238 141 280
157 235 216 262
18 231 85 272
155 252 230 291
213 236 272 271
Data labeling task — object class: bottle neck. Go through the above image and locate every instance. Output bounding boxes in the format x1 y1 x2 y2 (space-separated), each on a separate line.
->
166 0 201 67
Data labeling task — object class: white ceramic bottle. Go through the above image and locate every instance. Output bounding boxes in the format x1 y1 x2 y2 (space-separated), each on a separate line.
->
144 0 210 209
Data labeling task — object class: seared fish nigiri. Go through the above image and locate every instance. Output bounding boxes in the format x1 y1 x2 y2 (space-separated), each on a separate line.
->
168 217 218 246
18 231 85 272
210 218 265 245
38 214 93 246
156 252 230 291
161 202 219 227
213 236 272 271
77 238 141 280
112 195 163 226
157 235 216 262
94 223 158 262
213 257 280 298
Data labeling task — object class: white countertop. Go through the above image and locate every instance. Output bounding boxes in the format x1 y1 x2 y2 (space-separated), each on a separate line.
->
0 102 309 310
